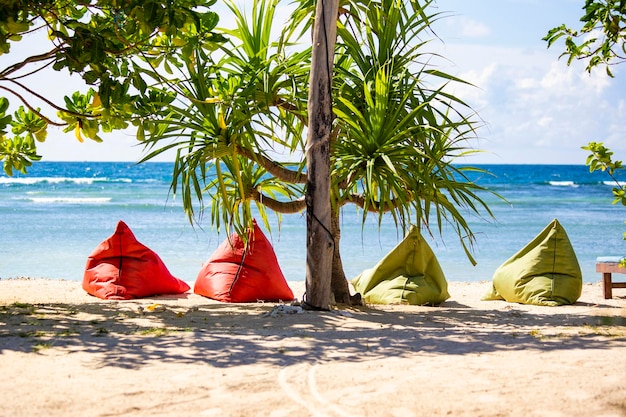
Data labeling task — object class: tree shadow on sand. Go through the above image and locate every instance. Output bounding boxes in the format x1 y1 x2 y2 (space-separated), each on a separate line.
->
0 296 624 370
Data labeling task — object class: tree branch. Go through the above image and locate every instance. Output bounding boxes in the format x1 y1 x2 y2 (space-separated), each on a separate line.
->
7 58 56 81
1 77 99 121
237 146 307 184
346 192 404 212
272 96 308 125
0 47 61 79
248 188 306 213
0 85 66 126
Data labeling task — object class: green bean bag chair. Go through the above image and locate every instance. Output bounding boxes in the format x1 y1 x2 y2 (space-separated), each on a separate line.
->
351 225 450 305
483 219 582 306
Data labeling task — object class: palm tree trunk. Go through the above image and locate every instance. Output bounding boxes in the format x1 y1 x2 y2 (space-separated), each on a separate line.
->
330 204 352 304
330 204 362 305
304 0 339 310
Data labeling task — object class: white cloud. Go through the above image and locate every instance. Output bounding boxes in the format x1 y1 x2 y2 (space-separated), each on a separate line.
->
538 62 611 97
515 77 538 89
537 116 553 127
454 17 491 38
431 40 626 164
429 0 626 164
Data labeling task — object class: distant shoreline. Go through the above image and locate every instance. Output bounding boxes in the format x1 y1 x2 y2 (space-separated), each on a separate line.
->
2 160 594 166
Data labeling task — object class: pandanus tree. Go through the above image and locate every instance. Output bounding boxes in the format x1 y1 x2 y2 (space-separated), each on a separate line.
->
138 0 495 306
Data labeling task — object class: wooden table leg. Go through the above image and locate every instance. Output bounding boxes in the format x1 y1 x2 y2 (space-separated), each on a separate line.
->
602 272 613 299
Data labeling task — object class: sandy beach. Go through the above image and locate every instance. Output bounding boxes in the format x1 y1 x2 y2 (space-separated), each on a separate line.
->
0 278 624 417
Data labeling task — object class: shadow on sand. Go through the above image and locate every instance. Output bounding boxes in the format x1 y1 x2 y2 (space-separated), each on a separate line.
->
0 296 624 370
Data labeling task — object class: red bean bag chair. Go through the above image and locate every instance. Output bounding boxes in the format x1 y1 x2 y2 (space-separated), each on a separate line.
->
83 220 190 300
194 220 294 302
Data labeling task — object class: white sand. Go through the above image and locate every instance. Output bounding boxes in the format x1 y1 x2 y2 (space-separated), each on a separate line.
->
0 278 624 417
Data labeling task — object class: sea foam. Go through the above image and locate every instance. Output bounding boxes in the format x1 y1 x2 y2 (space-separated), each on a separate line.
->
28 197 112 204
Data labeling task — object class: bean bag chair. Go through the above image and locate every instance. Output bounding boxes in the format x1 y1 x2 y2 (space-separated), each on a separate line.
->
83 220 190 300
194 220 294 303
483 219 582 306
351 225 450 305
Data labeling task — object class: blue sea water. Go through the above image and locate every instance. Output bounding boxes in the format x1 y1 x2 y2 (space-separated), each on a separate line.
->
0 162 624 284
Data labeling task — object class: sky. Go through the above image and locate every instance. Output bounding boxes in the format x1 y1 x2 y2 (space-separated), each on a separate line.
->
6 0 626 164
429 0 626 164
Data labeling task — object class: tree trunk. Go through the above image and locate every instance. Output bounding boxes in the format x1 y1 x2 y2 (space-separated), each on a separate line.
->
304 0 339 310
330 204 354 304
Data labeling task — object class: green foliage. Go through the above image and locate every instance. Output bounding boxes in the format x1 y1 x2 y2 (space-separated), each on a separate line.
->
330 0 493 262
583 141 626 267
0 0 224 173
58 90 104 143
0 134 42 176
0 98 41 175
583 141 626 205
544 0 626 76
11 107 47 143
139 0 498 260
139 0 312 238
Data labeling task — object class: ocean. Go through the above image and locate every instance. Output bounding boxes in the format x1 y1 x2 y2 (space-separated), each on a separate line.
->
1 162 624 285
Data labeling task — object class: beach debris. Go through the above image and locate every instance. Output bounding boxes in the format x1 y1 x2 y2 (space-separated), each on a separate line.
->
263 304 304 318
331 310 354 318
144 304 166 313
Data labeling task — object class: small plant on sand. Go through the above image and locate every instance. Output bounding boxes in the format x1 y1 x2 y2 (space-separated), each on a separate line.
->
17 329 50 339
92 327 110 336
137 327 173 337
56 328 80 337
136 326 192 337
9 302 36 315
33 342 55 353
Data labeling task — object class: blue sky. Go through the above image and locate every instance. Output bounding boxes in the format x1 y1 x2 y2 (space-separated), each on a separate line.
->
23 1 626 163
429 0 626 164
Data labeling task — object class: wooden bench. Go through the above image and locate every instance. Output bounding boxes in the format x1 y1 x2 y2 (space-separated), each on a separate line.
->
596 257 626 299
